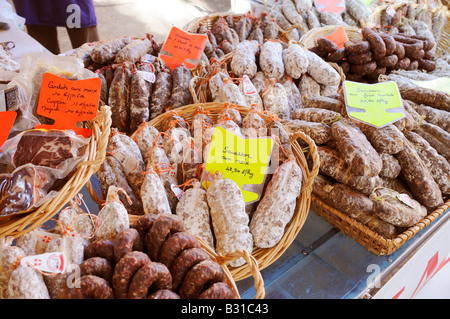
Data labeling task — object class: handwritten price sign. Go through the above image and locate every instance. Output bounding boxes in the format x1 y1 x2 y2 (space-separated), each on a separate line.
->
343 81 405 128
202 126 273 203
35 73 101 137
159 26 207 70
0 111 16 151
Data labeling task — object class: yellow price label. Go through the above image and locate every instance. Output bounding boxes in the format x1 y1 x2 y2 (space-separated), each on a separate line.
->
411 77 450 95
202 126 273 203
343 81 405 128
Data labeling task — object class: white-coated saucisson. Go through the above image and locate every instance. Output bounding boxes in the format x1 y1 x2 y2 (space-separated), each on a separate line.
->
250 159 302 248
206 173 253 267
175 179 214 248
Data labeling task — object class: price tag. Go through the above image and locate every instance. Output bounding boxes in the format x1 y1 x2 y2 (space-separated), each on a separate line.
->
320 26 349 49
397 193 415 208
0 111 16 151
159 26 207 70
202 126 273 203
242 75 257 95
21 252 66 274
343 80 405 128
313 0 346 14
138 70 156 83
386 5 396 17
34 73 101 137
411 77 450 95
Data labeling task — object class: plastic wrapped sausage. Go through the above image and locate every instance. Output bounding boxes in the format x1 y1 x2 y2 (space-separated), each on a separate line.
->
114 38 152 64
95 186 130 241
331 118 383 177
262 80 290 120
140 165 172 216
283 119 331 145
109 63 132 133
149 70 172 119
406 131 450 195
129 66 152 133
318 146 382 195
166 64 193 110
90 36 132 64
395 139 443 209
97 155 143 215
109 128 146 195
370 188 427 227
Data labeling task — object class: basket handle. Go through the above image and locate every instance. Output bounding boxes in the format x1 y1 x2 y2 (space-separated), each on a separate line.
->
290 130 320 190
219 250 266 299
197 237 265 299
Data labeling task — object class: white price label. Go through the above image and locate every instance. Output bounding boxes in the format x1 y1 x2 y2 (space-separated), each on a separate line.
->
242 75 257 95
386 6 396 17
138 70 156 83
171 184 184 200
21 252 66 274
397 193 415 208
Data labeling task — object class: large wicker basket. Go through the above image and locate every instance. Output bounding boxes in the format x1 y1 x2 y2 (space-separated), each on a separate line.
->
370 2 450 57
0 105 112 239
312 196 450 256
184 11 294 44
147 102 319 281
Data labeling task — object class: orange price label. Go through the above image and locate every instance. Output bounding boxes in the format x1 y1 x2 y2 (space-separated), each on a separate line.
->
320 26 349 50
314 0 346 14
35 73 101 137
0 111 16 151
159 26 207 70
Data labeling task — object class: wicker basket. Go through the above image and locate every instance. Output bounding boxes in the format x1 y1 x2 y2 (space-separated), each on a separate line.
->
0 105 112 239
145 102 319 281
300 25 362 49
184 11 294 44
185 11 296 105
312 195 450 256
370 2 450 57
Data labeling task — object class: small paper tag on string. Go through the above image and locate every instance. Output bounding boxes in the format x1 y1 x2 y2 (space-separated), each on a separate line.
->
159 26 207 70
242 75 257 95
386 5 396 17
0 111 16 152
34 73 101 137
137 70 156 83
171 184 184 200
397 193 415 208
35 230 60 244
21 252 67 274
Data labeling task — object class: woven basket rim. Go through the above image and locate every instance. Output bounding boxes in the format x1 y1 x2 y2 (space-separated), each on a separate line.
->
0 105 112 239
312 194 450 255
143 102 319 281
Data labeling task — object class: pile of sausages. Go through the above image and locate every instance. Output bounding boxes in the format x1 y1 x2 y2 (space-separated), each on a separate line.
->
69 214 237 299
309 27 436 83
